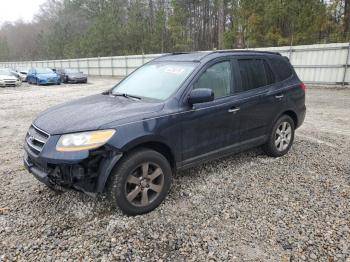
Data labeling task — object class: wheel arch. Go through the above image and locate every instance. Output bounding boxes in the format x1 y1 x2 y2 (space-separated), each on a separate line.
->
123 140 176 170
97 139 176 193
280 110 298 128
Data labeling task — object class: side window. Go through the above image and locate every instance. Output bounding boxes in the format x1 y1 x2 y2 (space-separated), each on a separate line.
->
237 59 273 92
269 57 293 81
193 61 232 99
264 60 275 85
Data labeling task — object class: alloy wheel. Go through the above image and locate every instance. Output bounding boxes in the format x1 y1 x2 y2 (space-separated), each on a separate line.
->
125 162 164 207
275 121 292 151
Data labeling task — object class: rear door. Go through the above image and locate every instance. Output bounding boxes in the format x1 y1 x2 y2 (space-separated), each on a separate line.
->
233 56 285 149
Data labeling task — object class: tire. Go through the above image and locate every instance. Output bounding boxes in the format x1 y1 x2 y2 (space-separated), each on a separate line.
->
263 115 295 157
107 148 172 216
46 182 64 193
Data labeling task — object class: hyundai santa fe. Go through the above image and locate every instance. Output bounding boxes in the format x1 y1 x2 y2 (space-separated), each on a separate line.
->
24 51 306 215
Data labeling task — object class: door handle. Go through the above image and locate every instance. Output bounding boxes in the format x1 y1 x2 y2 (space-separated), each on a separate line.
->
228 107 240 113
275 94 284 100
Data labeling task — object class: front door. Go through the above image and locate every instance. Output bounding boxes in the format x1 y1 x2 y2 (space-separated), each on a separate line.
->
181 60 240 165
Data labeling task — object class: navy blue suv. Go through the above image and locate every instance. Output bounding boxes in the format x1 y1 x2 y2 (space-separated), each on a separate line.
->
24 51 306 215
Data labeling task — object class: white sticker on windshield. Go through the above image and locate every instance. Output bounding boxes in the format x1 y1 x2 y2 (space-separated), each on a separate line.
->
163 66 185 75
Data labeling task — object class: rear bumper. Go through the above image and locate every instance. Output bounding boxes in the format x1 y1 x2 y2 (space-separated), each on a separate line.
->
296 105 306 129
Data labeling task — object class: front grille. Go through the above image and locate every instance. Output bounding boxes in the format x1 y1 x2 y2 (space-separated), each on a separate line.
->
26 125 50 156
4 79 16 86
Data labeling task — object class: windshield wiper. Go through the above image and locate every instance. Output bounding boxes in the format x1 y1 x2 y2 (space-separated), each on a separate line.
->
110 92 141 100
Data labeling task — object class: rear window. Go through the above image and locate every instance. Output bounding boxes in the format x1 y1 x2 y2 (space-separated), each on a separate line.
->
237 59 274 92
269 57 294 81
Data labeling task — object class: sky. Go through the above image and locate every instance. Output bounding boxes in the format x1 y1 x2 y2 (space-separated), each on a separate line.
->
0 0 46 26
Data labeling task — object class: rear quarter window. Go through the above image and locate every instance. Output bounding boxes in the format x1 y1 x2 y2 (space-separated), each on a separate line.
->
269 57 294 81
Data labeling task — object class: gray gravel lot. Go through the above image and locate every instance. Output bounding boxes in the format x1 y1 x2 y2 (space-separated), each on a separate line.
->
0 79 349 261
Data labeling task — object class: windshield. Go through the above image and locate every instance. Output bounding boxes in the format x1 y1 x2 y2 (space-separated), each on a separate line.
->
112 62 197 100
36 68 54 74
0 69 13 76
65 69 80 74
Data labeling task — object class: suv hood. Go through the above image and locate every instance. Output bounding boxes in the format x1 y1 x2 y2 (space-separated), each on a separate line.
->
34 94 164 135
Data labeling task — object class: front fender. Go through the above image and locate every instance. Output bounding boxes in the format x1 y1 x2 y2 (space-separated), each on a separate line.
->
96 152 123 192
106 117 179 159
119 134 172 152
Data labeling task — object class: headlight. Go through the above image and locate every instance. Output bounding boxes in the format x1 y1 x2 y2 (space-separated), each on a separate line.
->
56 129 115 152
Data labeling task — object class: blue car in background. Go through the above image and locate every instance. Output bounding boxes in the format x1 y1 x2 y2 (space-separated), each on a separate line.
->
27 68 61 85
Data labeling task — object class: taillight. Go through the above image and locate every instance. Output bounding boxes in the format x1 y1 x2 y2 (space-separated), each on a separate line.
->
299 82 306 92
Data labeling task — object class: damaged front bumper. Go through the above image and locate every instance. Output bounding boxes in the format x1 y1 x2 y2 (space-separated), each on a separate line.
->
24 142 122 194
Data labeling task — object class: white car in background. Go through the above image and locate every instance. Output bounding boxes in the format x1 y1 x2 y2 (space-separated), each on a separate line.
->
0 69 22 87
17 69 29 82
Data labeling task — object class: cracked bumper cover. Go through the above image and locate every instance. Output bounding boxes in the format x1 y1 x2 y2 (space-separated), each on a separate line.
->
24 141 123 193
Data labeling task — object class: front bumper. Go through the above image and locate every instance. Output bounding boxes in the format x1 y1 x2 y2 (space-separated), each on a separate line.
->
0 81 21 87
24 152 52 188
38 78 60 85
67 77 87 83
24 133 122 193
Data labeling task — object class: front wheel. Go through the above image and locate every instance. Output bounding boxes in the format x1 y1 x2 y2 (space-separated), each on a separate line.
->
107 149 172 216
263 115 295 157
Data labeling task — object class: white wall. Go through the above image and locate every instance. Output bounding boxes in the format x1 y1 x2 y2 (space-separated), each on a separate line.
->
1 42 349 85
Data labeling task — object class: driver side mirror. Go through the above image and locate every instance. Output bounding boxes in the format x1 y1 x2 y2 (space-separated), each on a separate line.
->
188 88 214 105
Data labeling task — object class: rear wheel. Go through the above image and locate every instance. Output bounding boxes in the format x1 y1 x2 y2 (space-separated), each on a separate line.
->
107 149 172 215
263 115 295 157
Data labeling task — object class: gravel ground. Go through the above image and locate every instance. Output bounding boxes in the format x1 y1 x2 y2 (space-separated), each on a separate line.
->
0 80 349 261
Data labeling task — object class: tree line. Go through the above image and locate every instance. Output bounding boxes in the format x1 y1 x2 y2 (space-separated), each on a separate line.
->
0 0 349 62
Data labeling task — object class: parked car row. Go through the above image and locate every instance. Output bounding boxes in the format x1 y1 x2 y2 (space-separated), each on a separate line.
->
0 67 88 87
28 68 88 85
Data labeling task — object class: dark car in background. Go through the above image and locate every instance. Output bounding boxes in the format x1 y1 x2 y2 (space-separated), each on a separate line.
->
27 68 61 85
53 68 88 83
24 51 306 215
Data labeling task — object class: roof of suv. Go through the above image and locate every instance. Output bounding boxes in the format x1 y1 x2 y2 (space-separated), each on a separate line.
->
154 50 282 63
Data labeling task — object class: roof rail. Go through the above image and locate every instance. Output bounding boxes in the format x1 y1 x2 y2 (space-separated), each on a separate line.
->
215 49 281 56
171 52 190 55
152 52 190 61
